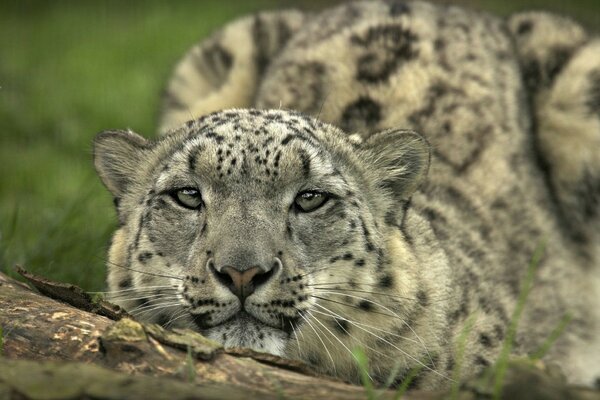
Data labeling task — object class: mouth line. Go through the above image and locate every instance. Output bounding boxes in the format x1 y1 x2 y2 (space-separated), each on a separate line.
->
191 310 300 335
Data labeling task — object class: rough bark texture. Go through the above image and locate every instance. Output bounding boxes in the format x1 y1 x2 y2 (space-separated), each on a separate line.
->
0 270 597 400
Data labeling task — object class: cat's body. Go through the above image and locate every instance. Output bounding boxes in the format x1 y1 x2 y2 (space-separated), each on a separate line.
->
94 1 600 388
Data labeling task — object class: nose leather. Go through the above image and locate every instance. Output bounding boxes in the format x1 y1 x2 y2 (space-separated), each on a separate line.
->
221 266 262 299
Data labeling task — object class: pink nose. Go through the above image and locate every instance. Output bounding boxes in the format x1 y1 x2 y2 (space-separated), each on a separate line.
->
219 266 264 300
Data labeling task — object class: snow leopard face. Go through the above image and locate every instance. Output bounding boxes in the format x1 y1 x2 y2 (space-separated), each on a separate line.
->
94 109 429 363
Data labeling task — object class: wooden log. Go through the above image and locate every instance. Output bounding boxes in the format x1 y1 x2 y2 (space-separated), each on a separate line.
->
0 270 597 400
0 270 403 400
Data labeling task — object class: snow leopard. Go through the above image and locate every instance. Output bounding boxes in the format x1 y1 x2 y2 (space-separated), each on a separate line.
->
93 0 600 389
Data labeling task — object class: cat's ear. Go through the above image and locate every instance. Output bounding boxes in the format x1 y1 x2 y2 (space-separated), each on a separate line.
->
361 129 430 199
93 130 151 197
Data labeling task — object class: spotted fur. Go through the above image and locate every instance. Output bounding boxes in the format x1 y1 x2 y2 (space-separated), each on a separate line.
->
94 1 600 389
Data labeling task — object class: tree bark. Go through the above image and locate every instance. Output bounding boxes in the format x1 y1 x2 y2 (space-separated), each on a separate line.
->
0 270 597 400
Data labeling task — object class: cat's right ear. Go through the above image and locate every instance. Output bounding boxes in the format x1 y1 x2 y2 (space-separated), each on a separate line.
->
360 129 431 200
93 130 150 197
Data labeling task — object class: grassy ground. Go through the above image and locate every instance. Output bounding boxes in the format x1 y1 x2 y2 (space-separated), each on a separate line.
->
1 0 599 292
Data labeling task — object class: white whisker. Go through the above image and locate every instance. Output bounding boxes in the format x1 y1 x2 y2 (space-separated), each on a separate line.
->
89 285 177 295
133 304 182 322
314 290 436 370
310 285 424 302
110 292 177 303
164 309 190 329
298 312 337 374
305 309 374 382
128 299 180 316
104 259 183 281
311 302 419 344
290 321 302 356
309 306 395 362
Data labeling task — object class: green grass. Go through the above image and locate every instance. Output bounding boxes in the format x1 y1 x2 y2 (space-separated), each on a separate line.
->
530 313 572 361
1 1 598 294
491 240 545 399
450 312 478 400
391 365 423 400
353 348 376 400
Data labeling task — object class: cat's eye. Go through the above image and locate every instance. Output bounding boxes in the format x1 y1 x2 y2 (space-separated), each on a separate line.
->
294 191 329 212
172 188 203 210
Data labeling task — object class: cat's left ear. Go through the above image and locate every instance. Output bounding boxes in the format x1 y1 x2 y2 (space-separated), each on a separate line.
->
361 129 431 199
93 129 151 197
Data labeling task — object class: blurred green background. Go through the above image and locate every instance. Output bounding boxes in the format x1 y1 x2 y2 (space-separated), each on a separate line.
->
1 0 599 292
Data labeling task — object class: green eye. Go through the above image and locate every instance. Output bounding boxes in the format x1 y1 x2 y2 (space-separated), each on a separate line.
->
172 188 203 210
294 191 329 212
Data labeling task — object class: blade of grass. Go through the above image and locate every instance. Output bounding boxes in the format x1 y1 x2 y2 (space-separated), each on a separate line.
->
493 239 546 400
352 347 376 400
450 312 478 400
530 313 572 361
382 361 404 389
393 364 424 400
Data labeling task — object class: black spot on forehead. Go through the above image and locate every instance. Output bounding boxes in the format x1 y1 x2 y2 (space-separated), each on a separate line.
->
298 149 312 178
182 110 324 148
248 109 261 116
280 133 318 148
160 109 340 186
205 131 225 143
188 153 197 172
222 111 242 120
